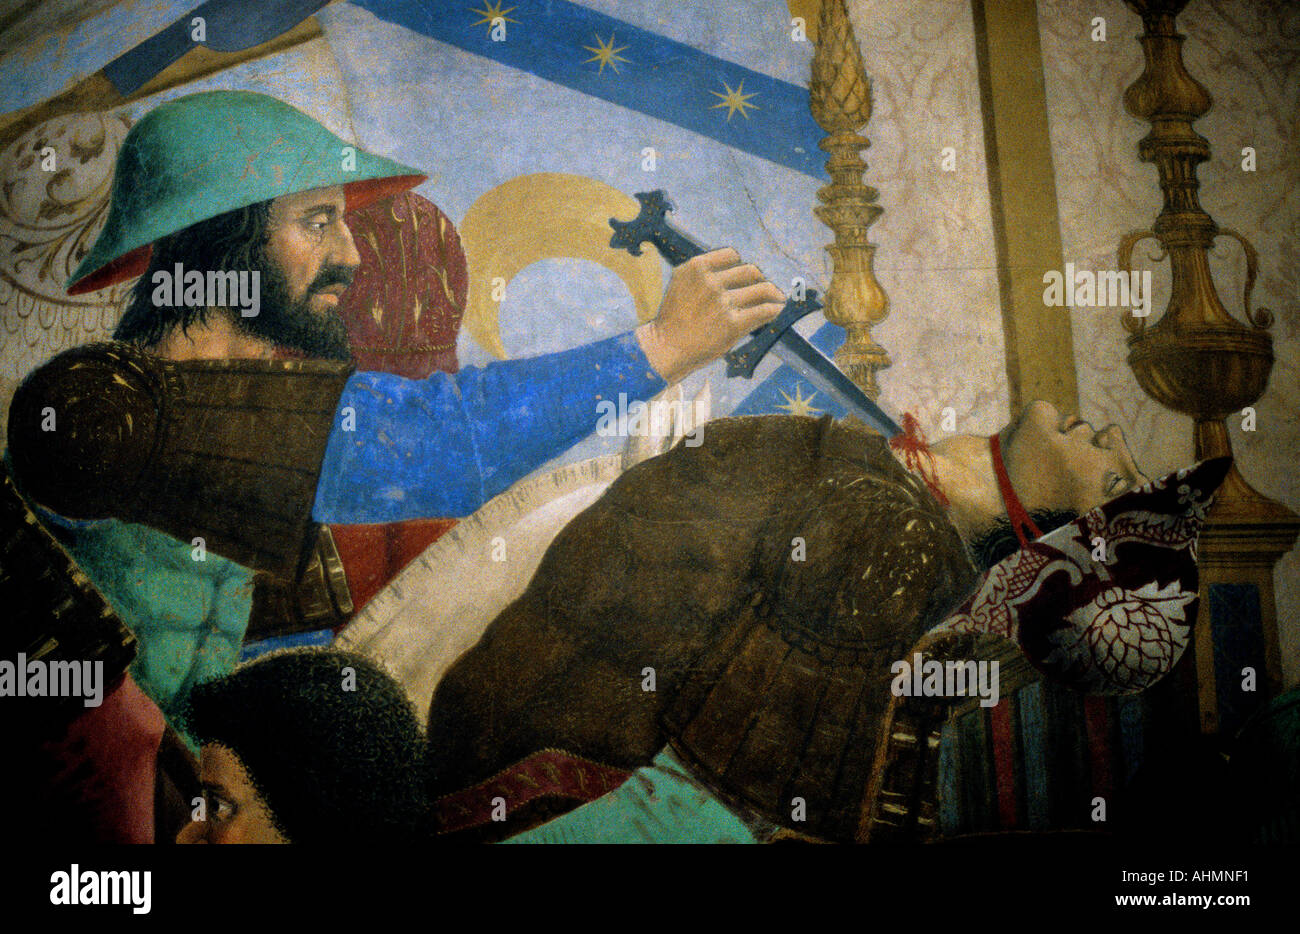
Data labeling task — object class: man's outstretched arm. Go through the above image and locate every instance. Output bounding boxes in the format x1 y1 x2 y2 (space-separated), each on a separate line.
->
312 248 784 524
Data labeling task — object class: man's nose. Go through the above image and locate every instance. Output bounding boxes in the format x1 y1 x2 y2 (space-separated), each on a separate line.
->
1094 424 1124 449
176 819 209 844
329 218 362 271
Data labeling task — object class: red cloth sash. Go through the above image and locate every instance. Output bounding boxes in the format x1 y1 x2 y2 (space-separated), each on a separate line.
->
433 749 631 835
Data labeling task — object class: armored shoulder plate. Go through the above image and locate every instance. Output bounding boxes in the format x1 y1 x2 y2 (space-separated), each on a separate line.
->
7 342 354 577
1 463 136 730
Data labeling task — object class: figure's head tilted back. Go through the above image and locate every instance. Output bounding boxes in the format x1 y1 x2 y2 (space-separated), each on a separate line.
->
948 400 1149 570
1000 399 1148 515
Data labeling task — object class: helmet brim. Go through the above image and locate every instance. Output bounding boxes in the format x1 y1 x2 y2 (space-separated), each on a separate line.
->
67 172 426 296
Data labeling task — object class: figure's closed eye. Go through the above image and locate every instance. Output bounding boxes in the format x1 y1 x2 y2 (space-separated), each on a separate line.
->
1105 471 1131 496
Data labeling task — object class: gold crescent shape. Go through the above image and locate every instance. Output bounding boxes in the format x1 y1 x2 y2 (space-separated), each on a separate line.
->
458 173 664 359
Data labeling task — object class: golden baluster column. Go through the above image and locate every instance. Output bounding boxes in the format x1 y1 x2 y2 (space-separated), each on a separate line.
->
1117 0 1298 735
808 0 890 398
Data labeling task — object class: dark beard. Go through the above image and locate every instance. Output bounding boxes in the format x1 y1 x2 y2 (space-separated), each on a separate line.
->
233 257 354 362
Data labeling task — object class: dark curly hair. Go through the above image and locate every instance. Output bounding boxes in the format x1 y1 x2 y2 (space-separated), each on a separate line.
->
182 648 433 845
112 200 271 347
966 508 1078 572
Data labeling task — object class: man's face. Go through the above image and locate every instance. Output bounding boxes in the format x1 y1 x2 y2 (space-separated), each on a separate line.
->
175 744 288 845
238 184 360 360
1001 400 1148 515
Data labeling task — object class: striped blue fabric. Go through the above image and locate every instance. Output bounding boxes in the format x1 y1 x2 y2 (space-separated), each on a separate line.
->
730 322 847 417
239 628 335 662
349 0 828 179
1116 694 1145 784
1018 682 1050 831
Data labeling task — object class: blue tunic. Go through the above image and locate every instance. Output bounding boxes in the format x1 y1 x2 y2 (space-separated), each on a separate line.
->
314 330 664 521
35 330 666 734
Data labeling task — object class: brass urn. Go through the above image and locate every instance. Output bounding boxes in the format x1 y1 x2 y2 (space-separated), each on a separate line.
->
1119 0 1297 727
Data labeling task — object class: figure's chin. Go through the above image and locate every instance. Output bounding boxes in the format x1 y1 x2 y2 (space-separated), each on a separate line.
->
235 302 352 362
1006 400 1059 444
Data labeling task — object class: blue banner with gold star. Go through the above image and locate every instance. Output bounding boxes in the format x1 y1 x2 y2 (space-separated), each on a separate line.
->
348 0 828 179
729 321 849 419
322 0 844 466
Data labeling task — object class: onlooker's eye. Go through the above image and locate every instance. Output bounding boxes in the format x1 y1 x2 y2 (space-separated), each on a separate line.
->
209 794 236 822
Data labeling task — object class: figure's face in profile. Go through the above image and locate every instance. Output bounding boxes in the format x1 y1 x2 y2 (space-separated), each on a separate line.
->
238 184 359 360
265 184 360 315
176 744 288 845
1001 400 1148 515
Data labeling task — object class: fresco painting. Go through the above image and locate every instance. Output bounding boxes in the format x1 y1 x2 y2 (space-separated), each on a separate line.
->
1 0 1296 891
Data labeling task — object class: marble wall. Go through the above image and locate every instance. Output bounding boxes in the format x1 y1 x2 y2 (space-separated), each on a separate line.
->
846 0 1297 686
1037 0 1299 685
842 0 1011 440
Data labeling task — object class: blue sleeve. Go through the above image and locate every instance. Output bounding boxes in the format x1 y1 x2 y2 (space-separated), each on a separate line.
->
312 330 667 523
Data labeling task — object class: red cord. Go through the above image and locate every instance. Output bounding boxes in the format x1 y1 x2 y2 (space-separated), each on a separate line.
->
989 432 1042 547
889 412 949 507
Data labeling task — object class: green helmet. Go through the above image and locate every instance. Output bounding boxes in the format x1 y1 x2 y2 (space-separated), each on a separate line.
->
67 90 425 295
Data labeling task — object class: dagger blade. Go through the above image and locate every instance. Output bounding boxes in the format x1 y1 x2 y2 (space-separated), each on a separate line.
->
768 332 902 438
608 189 902 439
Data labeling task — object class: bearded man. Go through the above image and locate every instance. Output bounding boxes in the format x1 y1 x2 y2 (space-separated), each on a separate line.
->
7 90 783 728
4 90 782 844
424 400 1153 842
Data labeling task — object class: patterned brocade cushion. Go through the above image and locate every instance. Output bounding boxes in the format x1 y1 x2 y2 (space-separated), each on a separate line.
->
929 457 1233 694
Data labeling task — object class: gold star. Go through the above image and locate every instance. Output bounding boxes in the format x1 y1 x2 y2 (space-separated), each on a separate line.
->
775 384 822 417
583 33 630 75
470 1 519 30
709 79 759 121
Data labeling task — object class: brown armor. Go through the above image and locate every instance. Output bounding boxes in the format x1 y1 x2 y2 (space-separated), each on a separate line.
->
426 415 979 842
657 418 978 840
7 342 356 636
0 463 136 731
246 525 354 641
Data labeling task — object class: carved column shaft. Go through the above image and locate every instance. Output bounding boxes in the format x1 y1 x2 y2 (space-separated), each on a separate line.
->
1119 0 1297 735
809 0 890 398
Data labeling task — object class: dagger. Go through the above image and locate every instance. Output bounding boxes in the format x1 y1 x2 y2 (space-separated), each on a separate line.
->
609 190 902 439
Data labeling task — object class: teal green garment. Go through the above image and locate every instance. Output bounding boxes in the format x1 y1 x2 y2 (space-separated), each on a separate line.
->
504 748 762 844
50 516 254 744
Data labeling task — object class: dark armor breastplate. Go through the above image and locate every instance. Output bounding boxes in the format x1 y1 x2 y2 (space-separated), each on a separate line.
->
7 342 356 638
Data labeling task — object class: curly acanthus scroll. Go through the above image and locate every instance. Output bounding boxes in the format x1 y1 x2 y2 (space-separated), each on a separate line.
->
0 112 132 434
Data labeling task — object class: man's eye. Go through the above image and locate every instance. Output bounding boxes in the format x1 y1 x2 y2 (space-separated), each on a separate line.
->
209 795 237 822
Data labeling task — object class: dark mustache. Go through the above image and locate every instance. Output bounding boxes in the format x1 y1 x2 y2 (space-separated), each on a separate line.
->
308 265 356 293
